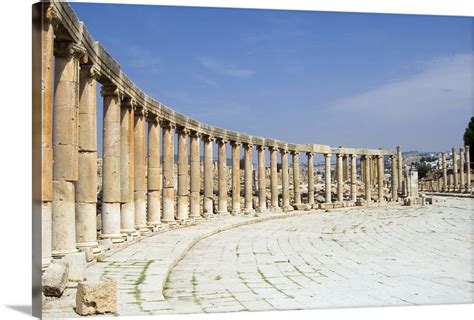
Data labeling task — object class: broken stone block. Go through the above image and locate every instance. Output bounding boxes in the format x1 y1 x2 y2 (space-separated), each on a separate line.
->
75 277 117 316
62 251 86 282
42 260 69 297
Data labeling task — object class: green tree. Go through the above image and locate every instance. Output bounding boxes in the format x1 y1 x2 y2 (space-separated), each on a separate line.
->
417 163 430 179
464 117 474 168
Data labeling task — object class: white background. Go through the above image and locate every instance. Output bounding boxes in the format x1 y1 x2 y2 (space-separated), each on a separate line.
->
0 0 472 319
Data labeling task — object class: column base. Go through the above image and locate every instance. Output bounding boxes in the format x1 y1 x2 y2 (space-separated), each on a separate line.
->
99 233 125 244
217 210 230 216
269 205 280 212
42 257 52 271
281 204 294 212
121 228 136 235
51 248 78 258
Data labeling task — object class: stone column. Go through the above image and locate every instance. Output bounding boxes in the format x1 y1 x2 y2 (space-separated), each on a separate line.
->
203 135 214 217
189 132 201 219
391 155 398 201
100 83 124 243
256 145 267 212
351 154 357 202
441 152 447 192
269 147 279 211
281 149 292 211
448 173 454 192
76 64 100 254
336 154 344 203
161 121 176 224
134 107 148 233
452 147 458 192
119 98 135 235
307 152 315 207
324 153 332 204
377 155 385 201
231 141 242 214
147 115 161 228
459 148 465 192
52 42 86 256
342 155 349 181
466 146 471 192
217 138 229 215
41 5 55 268
243 143 254 214
397 146 403 190
292 151 301 206
177 127 190 222
364 155 372 203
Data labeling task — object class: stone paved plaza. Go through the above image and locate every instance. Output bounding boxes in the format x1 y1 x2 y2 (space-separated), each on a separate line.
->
43 197 473 317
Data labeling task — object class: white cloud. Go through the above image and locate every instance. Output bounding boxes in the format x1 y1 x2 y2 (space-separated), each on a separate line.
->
198 57 255 78
318 53 473 151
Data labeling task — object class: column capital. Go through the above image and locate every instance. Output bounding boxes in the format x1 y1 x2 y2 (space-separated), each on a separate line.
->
336 153 343 158
216 137 228 144
160 120 176 130
290 150 299 155
176 126 190 136
44 4 59 23
460 147 464 152
134 104 148 117
122 96 137 110
202 134 215 143
324 153 332 158
146 111 160 124
268 145 278 151
244 142 254 149
256 145 266 151
306 151 314 157
54 41 88 63
231 140 242 147
100 83 123 99
79 63 100 80
280 148 288 154
189 130 202 138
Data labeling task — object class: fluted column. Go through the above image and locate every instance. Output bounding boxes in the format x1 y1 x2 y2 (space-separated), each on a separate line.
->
257 145 267 212
147 115 161 227
391 155 398 201
466 146 471 192
189 132 201 219
119 98 135 235
177 127 190 222
76 64 100 253
161 121 176 224
324 153 332 204
364 155 372 203
217 138 229 215
231 141 242 214
441 152 447 192
134 107 148 233
459 148 465 192
281 149 292 211
452 147 458 192
292 151 301 206
351 154 357 202
41 5 55 268
377 155 385 201
269 147 279 211
307 152 315 207
242 144 254 214
100 83 124 243
203 135 214 217
52 42 86 256
397 146 403 190
336 154 344 203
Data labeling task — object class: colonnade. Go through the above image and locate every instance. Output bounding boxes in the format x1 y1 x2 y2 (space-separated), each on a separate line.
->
419 146 472 193
40 1 402 271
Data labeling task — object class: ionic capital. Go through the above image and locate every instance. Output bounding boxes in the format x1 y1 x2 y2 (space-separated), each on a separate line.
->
280 148 288 155
290 150 298 155
100 84 122 99
122 96 137 110
256 145 266 151
161 120 176 130
134 104 148 118
202 134 215 143
45 5 59 24
231 140 242 147
54 42 88 63
80 63 100 80
189 130 202 139
176 126 190 136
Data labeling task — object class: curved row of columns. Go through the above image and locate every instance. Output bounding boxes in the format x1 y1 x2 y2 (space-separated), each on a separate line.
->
40 5 402 271
420 146 471 193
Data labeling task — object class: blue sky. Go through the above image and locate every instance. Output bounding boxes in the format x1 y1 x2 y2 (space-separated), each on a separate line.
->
71 2 473 154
